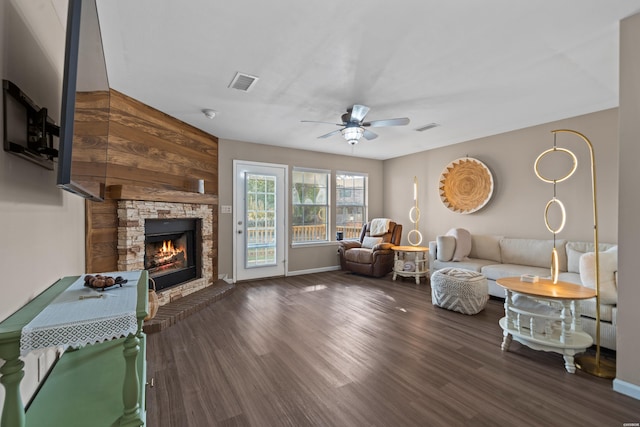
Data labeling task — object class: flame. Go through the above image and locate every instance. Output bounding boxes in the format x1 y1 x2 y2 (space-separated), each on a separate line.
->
162 240 174 253
147 238 187 272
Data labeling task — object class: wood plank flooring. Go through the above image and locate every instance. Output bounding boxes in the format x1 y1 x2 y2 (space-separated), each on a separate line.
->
146 271 640 427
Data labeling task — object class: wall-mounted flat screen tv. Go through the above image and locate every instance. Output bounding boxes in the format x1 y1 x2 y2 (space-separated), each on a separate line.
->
2 79 59 170
57 0 110 202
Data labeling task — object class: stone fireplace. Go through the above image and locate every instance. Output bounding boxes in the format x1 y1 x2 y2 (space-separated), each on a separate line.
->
117 200 214 305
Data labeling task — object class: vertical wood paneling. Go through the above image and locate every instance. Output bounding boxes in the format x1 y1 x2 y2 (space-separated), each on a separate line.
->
85 198 118 273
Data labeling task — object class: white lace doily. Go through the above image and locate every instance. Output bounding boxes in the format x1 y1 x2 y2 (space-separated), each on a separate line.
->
20 271 142 356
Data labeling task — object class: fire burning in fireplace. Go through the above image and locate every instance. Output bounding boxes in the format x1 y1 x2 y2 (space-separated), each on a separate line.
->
144 218 200 291
146 238 188 274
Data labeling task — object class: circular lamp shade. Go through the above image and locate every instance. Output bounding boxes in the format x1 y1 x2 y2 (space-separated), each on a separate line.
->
439 157 494 214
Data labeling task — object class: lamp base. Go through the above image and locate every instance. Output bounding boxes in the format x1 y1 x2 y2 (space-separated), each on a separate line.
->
575 354 616 379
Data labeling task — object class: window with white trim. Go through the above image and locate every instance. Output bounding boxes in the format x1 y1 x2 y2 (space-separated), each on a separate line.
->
292 168 329 243
336 172 367 240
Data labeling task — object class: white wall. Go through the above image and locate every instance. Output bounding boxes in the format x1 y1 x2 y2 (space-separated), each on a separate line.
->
383 108 619 246
1 0 86 414
615 11 640 399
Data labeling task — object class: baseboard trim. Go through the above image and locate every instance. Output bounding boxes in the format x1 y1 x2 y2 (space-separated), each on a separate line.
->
218 273 233 284
613 378 640 400
287 266 341 276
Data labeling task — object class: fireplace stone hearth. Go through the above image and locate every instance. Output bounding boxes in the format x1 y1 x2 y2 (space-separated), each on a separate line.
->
117 200 214 306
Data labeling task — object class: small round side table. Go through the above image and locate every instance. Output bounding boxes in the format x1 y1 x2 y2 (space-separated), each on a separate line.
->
391 246 429 284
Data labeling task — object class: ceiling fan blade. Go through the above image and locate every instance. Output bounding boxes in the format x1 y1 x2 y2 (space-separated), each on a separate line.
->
364 117 410 128
349 104 370 123
318 129 342 139
363 129 378 140
301 120 344 126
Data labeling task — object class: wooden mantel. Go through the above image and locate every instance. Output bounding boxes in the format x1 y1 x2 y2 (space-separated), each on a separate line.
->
107 185 218 205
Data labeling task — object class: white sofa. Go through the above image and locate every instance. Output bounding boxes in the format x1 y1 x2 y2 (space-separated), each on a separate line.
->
428 234 618 350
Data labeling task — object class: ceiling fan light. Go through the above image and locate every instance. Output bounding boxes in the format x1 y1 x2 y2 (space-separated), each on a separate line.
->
341 127 364 145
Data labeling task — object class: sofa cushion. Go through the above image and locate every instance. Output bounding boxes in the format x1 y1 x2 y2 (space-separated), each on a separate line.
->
362 236 383 249
566 241 617 273
447 228 472 261
436 235 456 261
432 258 495 273
580 249 618 305
469 235 502 263
500 238 567 271
580 299 614 323
557 272 581 285
481 264 551 282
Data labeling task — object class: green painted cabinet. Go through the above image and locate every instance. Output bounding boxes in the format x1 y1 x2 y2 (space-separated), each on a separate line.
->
0 272 148 427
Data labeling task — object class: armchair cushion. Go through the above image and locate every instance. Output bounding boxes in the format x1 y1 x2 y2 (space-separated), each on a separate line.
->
344 248 375 264
362 236 384 249
376 242 395 251
339 240 362 251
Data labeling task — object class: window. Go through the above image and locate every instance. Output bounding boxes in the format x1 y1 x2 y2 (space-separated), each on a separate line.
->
245 173 277 267
292 168 329 243
336 172 367 239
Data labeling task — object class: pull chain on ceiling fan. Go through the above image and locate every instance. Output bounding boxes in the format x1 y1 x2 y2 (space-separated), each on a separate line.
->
302 104 410 145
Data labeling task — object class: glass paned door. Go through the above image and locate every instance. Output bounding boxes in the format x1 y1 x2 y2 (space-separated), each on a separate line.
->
233 161 287 281
245 173 277 267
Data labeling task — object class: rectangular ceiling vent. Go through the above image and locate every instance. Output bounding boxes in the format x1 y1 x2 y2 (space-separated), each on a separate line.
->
415 123 440 132
228 72 259 92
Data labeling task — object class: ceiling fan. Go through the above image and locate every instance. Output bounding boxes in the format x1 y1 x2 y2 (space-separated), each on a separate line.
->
302 105 410 145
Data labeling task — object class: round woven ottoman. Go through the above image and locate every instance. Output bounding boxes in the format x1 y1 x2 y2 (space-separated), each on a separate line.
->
431 268 489 315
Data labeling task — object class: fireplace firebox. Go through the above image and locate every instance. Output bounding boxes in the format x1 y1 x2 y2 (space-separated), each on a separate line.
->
145 219 201 291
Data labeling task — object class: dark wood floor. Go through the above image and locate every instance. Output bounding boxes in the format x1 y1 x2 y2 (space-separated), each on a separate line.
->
146 271 640 427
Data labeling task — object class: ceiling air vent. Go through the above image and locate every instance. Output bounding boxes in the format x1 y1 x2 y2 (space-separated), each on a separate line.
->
228 72 259 92
415 123 440 132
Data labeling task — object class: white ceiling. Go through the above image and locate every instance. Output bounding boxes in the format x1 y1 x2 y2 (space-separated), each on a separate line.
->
95 0 640 160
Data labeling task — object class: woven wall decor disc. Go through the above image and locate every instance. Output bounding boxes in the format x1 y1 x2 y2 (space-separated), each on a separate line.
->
439 157 494 214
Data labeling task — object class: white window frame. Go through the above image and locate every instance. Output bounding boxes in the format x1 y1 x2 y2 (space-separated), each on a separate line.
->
291 167 330 245
335 171 368 240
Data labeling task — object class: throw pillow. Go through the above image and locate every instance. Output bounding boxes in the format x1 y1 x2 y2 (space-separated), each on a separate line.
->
579 249 618 305
566 241 617 274
361 236 383 249
436 235 456 262
446 228 472 262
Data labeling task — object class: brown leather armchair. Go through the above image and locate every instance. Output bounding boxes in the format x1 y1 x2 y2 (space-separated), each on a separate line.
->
337 220 403 277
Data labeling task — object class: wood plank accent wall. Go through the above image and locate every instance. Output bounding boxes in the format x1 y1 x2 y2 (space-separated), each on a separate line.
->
86 199 119 273
106 90 218 192
85 89 218 279
69 91 109 198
